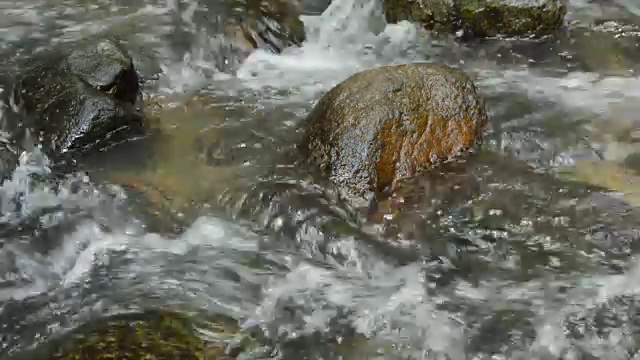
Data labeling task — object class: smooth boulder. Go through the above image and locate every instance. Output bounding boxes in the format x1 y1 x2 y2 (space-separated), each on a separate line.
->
300 63 488 197
6 39 144 157
384 0 567 38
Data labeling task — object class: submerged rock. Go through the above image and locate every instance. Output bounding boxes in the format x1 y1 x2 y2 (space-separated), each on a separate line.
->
300 63 488 198
12 309 250 360
558 159 640 206
384 0 567 38
5 38 144 158
366 151 640 283
101 95 254 233
457 0 567 38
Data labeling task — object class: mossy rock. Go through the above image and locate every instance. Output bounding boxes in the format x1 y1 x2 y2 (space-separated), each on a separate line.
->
384 0 457 33
456 0 567 38
384 0 567 38
11 309 250 360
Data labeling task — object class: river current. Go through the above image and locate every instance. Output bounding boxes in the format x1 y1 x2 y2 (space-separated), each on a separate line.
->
1 0 640 359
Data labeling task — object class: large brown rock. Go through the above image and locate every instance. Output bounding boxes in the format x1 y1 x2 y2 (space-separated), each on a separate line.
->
300 63 488 197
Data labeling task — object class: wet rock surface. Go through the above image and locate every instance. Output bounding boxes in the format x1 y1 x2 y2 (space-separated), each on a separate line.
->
3 38 144 160
457 0 567 38
206 0 306 62
1 0 640 358
384 0 567 38
384 0 457 33
9 309 248 360
300 63 488 198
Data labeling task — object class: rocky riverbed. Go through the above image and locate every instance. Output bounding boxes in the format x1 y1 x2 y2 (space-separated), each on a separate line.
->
0 0 640 359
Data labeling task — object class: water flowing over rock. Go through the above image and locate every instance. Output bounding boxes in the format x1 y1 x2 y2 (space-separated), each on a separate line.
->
3 38 144 160
300 63 488 198
216 0 306 57
384 0 567 38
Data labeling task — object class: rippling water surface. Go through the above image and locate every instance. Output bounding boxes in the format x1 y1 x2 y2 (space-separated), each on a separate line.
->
1 0 640 358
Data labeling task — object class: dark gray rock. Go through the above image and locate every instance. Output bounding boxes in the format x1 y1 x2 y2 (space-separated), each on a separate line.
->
6 39 144 158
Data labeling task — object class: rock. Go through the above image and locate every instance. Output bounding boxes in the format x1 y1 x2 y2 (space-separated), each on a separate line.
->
12 309 253 360
385 0 457 33
457 0 567 38
5 39 144 158
100 95 250 233
384 0 567 38
300 63 488 198
213 0 306 58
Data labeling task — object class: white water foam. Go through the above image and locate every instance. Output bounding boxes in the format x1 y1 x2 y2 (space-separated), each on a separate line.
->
2 0 640 357
476 69 640 118
149 0 640 125
153 0 426 100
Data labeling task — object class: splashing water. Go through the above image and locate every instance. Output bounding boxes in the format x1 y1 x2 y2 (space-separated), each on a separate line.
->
1 0 640 358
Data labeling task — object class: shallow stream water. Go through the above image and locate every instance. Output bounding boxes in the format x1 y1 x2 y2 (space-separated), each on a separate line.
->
1 0 640 359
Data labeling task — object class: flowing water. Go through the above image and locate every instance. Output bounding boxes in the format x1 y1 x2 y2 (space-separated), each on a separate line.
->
1 0 640 359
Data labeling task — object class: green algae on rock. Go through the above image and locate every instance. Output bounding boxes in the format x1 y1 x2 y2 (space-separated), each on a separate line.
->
384 0 567 38
300 63 488 198
457 0 567 38
384 0 456 33
13 309 248 360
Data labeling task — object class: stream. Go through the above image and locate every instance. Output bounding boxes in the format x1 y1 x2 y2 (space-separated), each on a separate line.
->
1 0 640 359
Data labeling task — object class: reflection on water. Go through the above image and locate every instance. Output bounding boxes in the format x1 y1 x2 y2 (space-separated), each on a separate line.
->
1 0 640 358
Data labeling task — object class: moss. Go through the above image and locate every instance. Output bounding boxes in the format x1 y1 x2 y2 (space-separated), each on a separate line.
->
385 0 566 38
384 0 456 32
456 0 567 38
8 309 252 360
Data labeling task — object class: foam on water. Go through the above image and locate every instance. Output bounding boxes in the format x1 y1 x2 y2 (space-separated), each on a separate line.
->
151 0 640 125
152 0 427 100
2 0 640 357
1 152 640 356
476 69 640 118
